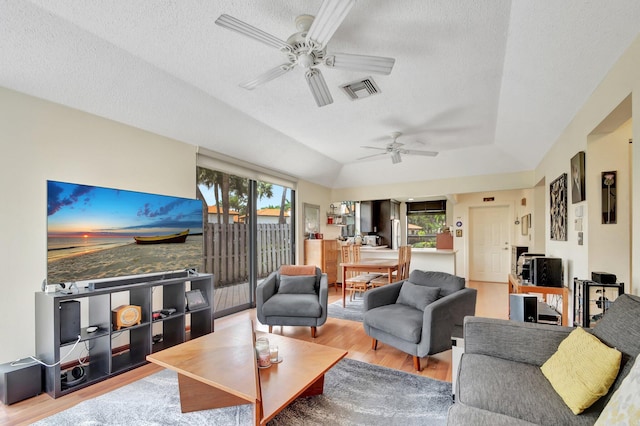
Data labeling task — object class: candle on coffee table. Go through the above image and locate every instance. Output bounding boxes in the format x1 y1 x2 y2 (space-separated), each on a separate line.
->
270 344 279 362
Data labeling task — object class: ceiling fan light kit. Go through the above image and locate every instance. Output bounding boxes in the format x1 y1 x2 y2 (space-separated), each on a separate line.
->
391 151 402 164
215 0 395 107
359 131 439 164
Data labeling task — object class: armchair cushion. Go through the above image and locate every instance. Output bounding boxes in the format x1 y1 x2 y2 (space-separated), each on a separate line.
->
396 281 440 311
278 275 317 294
541 327 621 414
408 270 465 296
363 304 423 343
262 293 322 317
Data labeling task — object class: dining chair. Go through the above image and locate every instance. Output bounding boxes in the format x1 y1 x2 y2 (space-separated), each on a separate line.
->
342 244 380 301
370 245 412 288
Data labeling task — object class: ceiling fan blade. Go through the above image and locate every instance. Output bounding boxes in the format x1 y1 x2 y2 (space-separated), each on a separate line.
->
360 145 387 151
357 152 388 160
239 64 293 90
402 149 439 157
305 68 333 107
326 53 395 75
215 14 291 51
306 0 355 47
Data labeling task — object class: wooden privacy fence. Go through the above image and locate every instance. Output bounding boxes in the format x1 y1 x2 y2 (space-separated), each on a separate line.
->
203 223 293 287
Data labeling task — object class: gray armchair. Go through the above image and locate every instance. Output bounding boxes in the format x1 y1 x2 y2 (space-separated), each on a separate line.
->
256 266 328 338
363 270 477 370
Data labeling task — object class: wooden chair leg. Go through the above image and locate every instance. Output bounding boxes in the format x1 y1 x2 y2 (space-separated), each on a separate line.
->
413 356 421 371
311 326 317 338
268 325 273 333
371 338 378 350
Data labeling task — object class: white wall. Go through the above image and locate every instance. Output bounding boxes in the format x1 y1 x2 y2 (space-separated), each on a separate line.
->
587 119 632 288
0 87 192 363
332 170 536 202
534 33 640 297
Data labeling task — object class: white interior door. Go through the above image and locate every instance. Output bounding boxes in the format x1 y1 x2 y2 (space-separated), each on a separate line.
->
469 205 510 282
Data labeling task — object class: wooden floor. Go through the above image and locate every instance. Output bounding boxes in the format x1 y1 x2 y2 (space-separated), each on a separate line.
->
1 280 509 425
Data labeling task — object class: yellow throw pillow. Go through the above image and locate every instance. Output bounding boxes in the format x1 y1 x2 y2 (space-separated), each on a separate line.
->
541 327 621 415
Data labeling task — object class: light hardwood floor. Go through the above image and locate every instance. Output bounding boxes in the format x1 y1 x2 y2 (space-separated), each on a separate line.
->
1 280 509 425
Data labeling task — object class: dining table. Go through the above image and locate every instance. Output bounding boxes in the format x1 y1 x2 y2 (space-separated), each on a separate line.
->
340 259 399 307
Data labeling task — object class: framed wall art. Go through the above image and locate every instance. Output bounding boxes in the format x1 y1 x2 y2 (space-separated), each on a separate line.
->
601 171 617 224
303 203 320 236
570 151 586 204
521 214 529 236
550 173 567 241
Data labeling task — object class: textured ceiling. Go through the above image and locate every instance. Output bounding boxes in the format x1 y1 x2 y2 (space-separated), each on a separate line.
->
1 1 639 189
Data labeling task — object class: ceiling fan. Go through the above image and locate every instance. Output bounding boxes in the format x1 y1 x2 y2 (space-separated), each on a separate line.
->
215 0 395 107
359 132 439 164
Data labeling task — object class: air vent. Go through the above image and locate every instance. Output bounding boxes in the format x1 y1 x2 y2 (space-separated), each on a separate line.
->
340 77 380 100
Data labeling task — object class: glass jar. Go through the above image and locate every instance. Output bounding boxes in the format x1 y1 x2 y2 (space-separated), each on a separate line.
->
255 337 271 368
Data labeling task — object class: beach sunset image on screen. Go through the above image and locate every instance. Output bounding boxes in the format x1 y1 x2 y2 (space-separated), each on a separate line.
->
47 180 204 284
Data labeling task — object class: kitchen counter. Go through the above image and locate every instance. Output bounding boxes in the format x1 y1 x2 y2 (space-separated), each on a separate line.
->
361 247 457 275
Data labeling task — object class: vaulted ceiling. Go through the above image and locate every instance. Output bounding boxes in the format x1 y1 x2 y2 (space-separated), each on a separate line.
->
2 1 640 188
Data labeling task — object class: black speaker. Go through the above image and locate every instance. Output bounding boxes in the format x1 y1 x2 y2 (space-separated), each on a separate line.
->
591 272 617 284
532 257 563 287
510 294 538 323
59 300 81 344
61 366 86 388
0 360 42 404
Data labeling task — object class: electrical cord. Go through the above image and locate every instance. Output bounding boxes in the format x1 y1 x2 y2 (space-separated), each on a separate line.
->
10 335 82 368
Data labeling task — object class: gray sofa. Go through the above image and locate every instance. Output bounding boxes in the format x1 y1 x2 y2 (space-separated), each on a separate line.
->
448 293 640 425
363 270 477 370
256 266 328 337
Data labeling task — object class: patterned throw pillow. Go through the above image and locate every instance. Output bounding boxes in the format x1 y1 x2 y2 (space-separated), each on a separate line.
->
541 327 621 415
595 355 640 425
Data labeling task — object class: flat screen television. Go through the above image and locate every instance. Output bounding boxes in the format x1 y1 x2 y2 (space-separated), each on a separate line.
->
47 180 204 284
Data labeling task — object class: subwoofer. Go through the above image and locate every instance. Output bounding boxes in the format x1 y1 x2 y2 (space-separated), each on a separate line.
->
0 360 42 404
510 294 538 323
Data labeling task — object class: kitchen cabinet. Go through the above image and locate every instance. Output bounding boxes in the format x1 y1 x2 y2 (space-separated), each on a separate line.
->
360 201 374 233
359 200 399 247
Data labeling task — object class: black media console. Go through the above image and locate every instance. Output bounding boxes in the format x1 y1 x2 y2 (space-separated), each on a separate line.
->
35 271 214 398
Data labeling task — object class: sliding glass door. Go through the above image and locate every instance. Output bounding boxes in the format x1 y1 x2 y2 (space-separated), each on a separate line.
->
196 167 294 317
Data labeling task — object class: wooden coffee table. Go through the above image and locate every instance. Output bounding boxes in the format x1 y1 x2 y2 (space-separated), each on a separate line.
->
146 321 347 425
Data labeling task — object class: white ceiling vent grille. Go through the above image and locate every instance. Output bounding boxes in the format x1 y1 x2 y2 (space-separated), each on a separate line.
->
340 77 380 100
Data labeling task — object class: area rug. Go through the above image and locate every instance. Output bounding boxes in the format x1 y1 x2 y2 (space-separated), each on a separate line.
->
33 358 452 426
327 297 365 322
